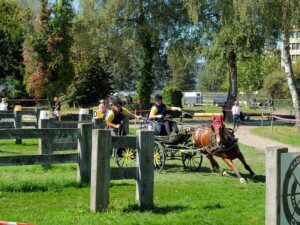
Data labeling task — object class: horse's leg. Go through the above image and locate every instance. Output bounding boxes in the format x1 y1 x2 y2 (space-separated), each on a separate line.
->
207 155 224 174
222 157 247 184
237 152 255 177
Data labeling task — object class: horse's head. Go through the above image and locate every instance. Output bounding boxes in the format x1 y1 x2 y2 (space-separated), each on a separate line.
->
211 114 225 146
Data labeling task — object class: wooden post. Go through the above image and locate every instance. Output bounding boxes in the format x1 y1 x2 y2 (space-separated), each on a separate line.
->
93 118 106 129
90 129 111 212
266 147 288 225
35 108 41 128
270 116 274 138
77 123 93 183
79 108 93 122
38 118 53 169
124 116 129 134
14 110 22 144
136 130 154 208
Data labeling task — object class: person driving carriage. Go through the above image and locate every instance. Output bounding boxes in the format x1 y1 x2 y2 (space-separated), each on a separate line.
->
149 94 182 136
106 97 140 136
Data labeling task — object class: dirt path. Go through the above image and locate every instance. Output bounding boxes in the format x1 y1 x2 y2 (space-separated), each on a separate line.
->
235 126 300 152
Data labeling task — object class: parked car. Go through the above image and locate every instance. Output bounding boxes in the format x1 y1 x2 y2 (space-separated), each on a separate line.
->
213 96 227 106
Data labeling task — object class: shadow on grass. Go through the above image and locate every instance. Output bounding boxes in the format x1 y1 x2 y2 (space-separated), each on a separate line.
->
110 182 135 187
203 203 224 210
161 164 212 174
122 204 189 215
223 170 266 183
0 181 89 193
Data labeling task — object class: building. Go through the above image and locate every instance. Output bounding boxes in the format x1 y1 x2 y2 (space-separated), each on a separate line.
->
281 30 300 66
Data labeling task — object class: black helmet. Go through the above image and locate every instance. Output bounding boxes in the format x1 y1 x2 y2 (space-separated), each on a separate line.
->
112 97 122 107
155 94 163 100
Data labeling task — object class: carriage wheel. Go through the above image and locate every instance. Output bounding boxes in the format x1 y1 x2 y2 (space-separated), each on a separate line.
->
115 148 137 168
181 152 203 171
154 141 165 173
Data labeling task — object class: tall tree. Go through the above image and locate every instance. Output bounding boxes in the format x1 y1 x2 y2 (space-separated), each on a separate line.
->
101 0 190 108
185 0 273 120
67 0 112 107
0 0 26 98
23 0 74 99
23 0 53 98
49 0 74 98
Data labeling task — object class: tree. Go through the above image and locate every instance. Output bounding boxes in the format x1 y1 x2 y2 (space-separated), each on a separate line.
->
23 0 74 99
100 0 190 108
167 37 198 91
66 0 112 107
185 0 274 121
0 0 27 98
23 0 53 98
49 0 74 98
260 0 300 127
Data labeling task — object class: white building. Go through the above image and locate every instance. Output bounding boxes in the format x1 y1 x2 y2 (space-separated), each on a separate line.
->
281 30 300 66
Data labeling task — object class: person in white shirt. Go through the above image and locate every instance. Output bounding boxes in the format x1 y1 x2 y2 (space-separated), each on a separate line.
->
231 101 241 130
0 98 8 111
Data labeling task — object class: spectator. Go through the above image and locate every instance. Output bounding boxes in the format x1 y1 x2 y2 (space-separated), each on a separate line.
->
98 99 108 115
0 98 8 111
231 101 241 130
53 97 61 121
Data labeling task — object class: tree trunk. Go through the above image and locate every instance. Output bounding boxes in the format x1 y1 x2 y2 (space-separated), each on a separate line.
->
226 51 238 122
136 1 155 109
282 33 300 128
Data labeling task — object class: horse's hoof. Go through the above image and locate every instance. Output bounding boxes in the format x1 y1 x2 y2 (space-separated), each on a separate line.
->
222 171 228 176
239 178 247 185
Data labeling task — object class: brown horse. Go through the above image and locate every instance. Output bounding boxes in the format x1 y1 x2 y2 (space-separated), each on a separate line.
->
192 115 255 184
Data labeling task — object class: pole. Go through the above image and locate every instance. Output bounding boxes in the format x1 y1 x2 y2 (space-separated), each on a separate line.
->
271 116 274 138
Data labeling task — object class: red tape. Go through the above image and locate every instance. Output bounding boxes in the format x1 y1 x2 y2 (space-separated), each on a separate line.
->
272 115 300 123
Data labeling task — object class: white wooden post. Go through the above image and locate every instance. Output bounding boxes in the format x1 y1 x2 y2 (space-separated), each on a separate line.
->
77 123 93 183
136 130 154 208
90 129 111 212
266 147 288 225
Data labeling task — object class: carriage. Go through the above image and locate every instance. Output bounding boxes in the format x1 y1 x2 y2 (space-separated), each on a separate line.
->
114 117 203 172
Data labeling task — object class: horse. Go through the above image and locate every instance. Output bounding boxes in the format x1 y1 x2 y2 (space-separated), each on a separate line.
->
192 115 255 184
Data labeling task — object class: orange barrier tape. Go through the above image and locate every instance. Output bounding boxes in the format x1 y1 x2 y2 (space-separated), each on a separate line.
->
0 221 34 225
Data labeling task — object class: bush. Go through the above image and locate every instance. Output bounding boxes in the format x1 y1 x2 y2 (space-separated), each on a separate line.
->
162 86 183 107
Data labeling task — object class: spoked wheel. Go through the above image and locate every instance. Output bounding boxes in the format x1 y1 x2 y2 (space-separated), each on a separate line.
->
154 141 165 173
115 148 137 168
181 151 203 171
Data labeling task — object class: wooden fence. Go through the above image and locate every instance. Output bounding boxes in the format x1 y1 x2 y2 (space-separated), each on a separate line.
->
38 118 105 152
90 129 154 212
0 123 93 182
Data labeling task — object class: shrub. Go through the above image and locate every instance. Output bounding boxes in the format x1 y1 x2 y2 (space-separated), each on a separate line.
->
162 86 183 107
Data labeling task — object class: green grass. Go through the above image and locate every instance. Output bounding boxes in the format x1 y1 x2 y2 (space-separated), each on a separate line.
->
251 125 300 147
0 138 265 225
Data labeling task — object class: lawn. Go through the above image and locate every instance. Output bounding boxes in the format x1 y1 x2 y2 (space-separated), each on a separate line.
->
251 125 300 147
0 138 265 225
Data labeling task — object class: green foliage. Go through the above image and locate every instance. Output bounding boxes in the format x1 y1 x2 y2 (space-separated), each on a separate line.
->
23 0 74 99
66 0 112 107
0 0 27 98
162 86 183 107
263 63 300 99
167 38 198 91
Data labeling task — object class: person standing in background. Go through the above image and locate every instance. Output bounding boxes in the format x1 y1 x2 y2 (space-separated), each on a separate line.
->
53 97 61 121
231 101 241 130
0 98 8 111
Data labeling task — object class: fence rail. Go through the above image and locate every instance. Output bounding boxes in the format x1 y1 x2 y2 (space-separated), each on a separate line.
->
0 153 78 167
